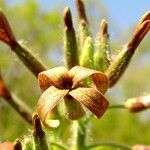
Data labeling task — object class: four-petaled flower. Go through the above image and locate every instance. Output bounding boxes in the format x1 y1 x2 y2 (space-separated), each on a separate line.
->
37 66 109 126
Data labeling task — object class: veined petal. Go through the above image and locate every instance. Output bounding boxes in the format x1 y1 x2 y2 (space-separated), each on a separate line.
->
37 86 69 127
69 87 109 118
70 66 108 94
38 66 68 91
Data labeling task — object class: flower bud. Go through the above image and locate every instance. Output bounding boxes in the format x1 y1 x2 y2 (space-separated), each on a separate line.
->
125 95 150 112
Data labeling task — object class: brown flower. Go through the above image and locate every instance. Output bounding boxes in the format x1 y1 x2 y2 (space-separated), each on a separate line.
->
37 66 109 126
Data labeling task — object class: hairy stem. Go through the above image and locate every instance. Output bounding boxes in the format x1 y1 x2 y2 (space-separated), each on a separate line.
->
76 120 86 150
12 42 47 77
86 142 131 150
0 74 32 124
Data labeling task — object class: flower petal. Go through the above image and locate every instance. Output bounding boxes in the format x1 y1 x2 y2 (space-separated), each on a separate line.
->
37 86 69 127
38 66 68 91
70 66 108 94
69 87 109 118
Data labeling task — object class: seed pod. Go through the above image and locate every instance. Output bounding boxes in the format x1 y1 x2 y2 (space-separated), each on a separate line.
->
94 19 111 72
64 7 78 69
80 37 94 68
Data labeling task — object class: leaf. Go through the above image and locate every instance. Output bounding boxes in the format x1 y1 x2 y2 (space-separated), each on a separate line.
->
69 87 109 118
70 66 108 94
37 86 69 126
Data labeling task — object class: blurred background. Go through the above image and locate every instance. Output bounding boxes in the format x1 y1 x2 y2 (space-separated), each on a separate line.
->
0 0 150 146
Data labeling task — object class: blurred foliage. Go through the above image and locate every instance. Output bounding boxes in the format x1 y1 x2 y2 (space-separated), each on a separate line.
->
0 0 150 147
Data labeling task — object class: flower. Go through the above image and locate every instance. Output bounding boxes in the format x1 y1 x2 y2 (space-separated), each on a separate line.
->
37 66 109 126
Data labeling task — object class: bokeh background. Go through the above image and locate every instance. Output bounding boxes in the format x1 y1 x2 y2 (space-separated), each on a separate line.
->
0 0 150 146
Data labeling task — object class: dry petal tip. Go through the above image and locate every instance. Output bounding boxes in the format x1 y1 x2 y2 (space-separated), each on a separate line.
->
0 9 17 48
63 7 73 30
13 139 22 150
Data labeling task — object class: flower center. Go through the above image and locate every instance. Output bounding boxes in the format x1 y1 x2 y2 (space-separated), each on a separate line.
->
62 77 73 89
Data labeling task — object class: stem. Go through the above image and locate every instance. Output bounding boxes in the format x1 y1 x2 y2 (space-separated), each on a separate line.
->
12 42 47 77
50 142 68 150
108 104 125 109
76 120 86 150
86 142 131 150
0 74 32 124
6 96 33 124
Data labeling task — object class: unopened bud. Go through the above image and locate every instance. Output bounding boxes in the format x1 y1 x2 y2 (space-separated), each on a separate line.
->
125 95 150 112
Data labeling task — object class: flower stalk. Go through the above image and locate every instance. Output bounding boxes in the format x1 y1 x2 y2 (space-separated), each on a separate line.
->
0 9 47 77
0 73 32 124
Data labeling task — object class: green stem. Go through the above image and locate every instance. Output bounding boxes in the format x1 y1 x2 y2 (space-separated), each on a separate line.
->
50 142 68 150
86 142 131 150
12 41 47 77
6 96 32 124
108 104 125 109
76 120 86 150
